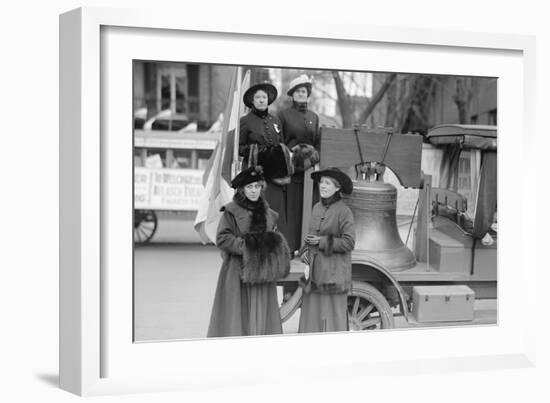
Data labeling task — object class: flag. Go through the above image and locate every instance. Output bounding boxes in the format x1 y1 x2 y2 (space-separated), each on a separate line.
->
194 67 250 243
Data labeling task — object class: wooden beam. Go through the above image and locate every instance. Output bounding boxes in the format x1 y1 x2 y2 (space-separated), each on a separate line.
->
301 166 314 248
415 175 431 263
320 127 423 188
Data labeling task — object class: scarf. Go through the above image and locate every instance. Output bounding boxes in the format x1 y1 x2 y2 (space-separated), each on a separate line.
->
233 191 267 232
252 107 269 118
292 101 308 112
320 192 341 207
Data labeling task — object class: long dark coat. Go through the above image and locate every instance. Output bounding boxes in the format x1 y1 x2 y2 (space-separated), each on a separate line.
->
239 110 283 153
278 105 320 251
238 110 288 241
278 105 320 151
298 196 355 333
207 197 290 337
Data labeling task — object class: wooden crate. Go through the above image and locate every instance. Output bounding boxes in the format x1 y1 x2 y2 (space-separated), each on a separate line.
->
412 285 475 323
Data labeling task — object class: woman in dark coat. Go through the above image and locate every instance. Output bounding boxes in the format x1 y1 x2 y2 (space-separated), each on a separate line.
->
239 82 294 244
278 75 321 253
298 168 355 333
207 166 291 337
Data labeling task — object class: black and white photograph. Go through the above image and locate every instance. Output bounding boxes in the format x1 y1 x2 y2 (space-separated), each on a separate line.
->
4 0 548 401
132 62 498 341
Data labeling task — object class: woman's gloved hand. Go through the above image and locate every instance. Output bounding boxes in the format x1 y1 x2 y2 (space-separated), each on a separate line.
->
305 234 320 246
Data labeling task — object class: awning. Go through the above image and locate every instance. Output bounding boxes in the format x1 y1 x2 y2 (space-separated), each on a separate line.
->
427 124 497 150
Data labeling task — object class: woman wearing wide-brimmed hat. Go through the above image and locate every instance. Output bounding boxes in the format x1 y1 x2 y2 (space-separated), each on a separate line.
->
207 166 291 337
298 167 355 333
277 74 321 253
238 82 294 242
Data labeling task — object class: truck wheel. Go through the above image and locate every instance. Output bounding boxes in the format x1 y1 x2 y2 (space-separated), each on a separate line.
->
348 281 394 330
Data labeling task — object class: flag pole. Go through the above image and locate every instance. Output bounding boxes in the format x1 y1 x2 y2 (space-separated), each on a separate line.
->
232 66 243 179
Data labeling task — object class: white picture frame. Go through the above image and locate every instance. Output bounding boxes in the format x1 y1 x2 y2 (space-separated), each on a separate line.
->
60 6 537 396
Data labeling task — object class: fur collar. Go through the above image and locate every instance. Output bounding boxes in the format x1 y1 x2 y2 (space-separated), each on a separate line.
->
292 101 308 112
233 191 267 232
252 107 269 118
321 192 341 207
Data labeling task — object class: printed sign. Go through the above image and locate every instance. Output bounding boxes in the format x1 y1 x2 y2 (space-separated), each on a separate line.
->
134 168 205 211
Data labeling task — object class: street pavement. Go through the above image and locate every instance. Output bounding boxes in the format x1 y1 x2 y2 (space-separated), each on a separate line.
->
134 243 304 341
134 215 496 342
134 214 303 340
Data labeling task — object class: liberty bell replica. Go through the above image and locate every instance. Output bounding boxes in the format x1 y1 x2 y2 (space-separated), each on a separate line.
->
322 127 423 272
343 163 416 271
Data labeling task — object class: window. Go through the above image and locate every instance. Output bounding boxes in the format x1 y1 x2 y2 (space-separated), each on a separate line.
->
156 66 190 115
171 150 192 169
186 65 200 117
134 149 146 167
251 68 270 84
160 74 172 111
197 150 213 169
146 149 166 169
151 118 190 131
175 76 186 114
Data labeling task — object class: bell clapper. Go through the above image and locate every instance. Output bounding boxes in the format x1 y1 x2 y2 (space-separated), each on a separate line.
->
355 161 386 182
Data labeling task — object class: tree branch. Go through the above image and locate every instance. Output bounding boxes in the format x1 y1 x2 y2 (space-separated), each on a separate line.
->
332 71 353 127
358 72 397 124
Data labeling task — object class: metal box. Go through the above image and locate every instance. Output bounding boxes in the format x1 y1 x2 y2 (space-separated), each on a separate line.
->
412 285 475 323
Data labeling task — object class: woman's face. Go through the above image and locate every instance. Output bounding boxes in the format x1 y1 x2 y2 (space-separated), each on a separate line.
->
252 90 268 110
292 86 309 103
319 176 339 199
244 181 263 201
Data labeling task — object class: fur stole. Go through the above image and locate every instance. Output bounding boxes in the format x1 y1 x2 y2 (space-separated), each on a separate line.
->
233 192 291 283
233 192 267 232
241 231 291 284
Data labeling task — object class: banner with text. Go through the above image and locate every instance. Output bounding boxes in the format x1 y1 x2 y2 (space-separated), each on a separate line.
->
134 168 205 211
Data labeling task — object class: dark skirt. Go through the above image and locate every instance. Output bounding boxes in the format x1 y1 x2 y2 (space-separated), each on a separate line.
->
264 175 324 253
282 173 319 252
264 182 289 240
207 258 282 337
298 291 348 333
241 283 282 336
284 179 303 252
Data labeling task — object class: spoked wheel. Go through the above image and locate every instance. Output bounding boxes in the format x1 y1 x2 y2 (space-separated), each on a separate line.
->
134 210 158 243
279 286 303 323
347 281 394 331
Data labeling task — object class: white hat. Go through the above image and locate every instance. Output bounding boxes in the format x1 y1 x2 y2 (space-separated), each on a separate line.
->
287 74 312 96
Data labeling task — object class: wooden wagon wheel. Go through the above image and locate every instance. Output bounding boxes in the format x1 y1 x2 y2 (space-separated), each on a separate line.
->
134 210 158 243
280 280 394 331
347 281 394 330
280 286 303 323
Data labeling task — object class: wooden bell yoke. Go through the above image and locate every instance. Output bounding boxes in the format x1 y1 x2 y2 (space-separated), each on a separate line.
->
301 127 425 270
319 126 423 187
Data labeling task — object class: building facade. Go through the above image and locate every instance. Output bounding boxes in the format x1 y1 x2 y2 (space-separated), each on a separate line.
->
133 61 234 131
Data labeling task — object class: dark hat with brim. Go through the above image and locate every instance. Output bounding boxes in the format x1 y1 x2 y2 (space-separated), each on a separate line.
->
231 166 265 189
243 83 278 108
311 167 353 194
